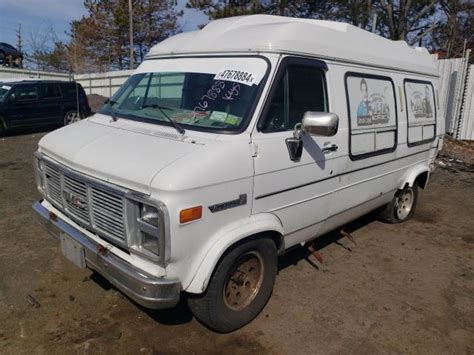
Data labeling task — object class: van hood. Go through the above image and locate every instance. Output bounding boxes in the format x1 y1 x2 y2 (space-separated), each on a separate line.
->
38 117 204 194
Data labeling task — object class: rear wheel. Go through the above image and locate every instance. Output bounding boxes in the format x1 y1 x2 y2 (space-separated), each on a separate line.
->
63 110 81 125
187 238 277 333
379 185 418 223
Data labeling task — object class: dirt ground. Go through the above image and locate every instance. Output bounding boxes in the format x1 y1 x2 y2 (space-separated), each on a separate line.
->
0 129 473 354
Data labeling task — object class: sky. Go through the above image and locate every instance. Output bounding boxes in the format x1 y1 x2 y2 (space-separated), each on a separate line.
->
0 0 207 52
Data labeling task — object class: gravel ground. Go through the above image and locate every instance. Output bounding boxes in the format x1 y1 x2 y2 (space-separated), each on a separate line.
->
0 129 473 354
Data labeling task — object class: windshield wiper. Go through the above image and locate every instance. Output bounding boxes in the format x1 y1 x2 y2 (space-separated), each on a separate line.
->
142 103 185 135
105 98 118 121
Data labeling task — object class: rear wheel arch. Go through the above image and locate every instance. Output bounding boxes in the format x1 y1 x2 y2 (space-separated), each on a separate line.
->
415 171 429 189
400 166 430 190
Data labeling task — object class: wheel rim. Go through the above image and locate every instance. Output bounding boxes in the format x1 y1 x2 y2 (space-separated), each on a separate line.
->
223 251 265 311
395 188 414 220
64 111 80 125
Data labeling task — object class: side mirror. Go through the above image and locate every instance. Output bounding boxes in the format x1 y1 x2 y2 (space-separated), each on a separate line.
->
301 112 339 137
7 94 15 102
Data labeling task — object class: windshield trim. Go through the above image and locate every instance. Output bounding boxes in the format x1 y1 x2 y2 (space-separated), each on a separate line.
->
101 54 272 135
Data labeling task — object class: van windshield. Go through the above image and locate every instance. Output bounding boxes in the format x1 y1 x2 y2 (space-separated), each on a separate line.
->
99 57 268 133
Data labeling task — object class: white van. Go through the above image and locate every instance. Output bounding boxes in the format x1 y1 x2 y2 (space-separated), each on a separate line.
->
33 15 444 332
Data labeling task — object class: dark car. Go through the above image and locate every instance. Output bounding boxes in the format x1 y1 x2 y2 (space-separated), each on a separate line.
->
0 80 91 135
0 42 23 67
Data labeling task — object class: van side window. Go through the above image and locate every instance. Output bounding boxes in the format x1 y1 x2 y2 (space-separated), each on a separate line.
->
262 63 327 133
345 73 397 159
404 79 436 146
15 85 38 101
40 84 61 99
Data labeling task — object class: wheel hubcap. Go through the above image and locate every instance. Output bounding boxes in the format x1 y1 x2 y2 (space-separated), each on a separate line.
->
224 251 264 311
65 111 80 125
396 188 414 220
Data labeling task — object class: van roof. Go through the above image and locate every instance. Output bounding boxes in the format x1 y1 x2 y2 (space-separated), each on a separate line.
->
147 15 438 77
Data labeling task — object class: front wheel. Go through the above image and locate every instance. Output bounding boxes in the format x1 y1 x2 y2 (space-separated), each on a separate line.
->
379 185 418 223
63 110 81 126
187 238 277 333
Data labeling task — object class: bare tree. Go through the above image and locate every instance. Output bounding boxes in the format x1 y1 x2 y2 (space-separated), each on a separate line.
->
432 0 473 59
377 0 439 44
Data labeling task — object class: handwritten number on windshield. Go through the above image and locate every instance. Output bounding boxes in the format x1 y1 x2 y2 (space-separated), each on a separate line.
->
222 83 241 101
194 80 225 113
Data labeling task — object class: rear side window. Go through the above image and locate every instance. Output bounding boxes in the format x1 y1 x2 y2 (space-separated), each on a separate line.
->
39 84 61 99
261 60 327 133
61 83 85 99
404 80 436 146
15 84 38 101
345 73 397 159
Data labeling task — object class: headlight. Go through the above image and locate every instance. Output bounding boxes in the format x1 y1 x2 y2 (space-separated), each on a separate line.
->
129 201 163 262
140 231 159 255
140 204 159 227
34 157 45 194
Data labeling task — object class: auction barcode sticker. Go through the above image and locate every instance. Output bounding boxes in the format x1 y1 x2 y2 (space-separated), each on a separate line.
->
214 69 261 86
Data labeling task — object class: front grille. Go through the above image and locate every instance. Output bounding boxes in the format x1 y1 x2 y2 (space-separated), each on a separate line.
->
43 162 127 244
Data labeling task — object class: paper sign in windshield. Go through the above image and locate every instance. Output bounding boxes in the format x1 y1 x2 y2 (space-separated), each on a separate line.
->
214 69 260 86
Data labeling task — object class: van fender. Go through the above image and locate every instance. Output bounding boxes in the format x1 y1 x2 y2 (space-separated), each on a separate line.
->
399 163 430 190
184 213 284 294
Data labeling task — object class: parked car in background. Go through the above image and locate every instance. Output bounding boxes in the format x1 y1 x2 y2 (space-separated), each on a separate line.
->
0 42 23 68
0 80 91 135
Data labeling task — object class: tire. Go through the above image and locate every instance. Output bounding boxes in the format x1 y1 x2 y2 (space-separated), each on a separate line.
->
187 238 277 333
379 185 418 223
63 110 81 126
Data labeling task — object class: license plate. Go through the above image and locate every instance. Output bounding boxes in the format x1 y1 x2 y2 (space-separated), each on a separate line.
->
60 233 86 269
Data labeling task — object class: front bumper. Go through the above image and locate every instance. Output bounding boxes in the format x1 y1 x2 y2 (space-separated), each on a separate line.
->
33 200 181 310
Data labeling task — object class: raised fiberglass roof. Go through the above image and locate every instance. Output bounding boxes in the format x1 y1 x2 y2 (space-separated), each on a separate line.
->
147 15 438 76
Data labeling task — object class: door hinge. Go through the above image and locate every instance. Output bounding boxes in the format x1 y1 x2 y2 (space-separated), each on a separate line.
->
250 142 258 158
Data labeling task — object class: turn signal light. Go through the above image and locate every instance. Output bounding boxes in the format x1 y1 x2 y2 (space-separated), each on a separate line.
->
180 206 203 224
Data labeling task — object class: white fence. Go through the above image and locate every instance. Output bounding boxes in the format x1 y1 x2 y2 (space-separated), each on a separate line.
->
0 67 71 81
0 67 131 97
436 50 473 140
75 70 133 97
456 64 474 140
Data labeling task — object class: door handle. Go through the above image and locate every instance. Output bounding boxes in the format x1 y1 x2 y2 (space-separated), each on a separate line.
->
322 144 338 153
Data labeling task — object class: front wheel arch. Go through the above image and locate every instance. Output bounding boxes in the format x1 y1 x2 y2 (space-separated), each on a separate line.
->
184 213 284 294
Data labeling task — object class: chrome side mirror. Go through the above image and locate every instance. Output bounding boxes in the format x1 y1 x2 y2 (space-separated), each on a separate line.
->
301 112 339 137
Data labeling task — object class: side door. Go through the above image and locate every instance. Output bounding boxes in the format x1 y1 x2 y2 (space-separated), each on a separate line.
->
251 57 345 248
5 84 41 127
38 83 63 123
